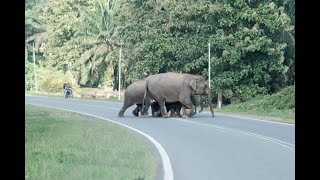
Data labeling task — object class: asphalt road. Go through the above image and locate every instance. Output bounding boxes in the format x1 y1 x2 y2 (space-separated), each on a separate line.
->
25 96 295 180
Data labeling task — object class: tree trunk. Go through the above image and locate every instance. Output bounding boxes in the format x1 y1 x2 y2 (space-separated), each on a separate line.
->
208 90 214 118
33 43 38 92
77 65 82 85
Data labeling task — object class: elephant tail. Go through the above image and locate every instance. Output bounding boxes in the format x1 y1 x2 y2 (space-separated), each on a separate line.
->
142 82 148 115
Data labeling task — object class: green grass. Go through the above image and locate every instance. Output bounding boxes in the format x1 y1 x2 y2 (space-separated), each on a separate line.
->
25 104 158 180
204 86 295 124
25 91 123 102
200 105 294 124
215 107 294 124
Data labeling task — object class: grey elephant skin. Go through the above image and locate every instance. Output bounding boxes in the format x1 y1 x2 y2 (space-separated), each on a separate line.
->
152 97 199 117
118 79 186 117
151 101 183 117
142 72 214 118
132 101 183 117
118 80 150 117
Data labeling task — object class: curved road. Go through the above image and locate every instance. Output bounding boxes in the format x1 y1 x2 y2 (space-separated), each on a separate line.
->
25 96 295 180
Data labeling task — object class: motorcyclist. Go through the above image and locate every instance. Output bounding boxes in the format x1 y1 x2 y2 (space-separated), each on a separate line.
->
63 81 73 98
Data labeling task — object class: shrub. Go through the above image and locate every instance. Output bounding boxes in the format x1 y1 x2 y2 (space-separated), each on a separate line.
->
38 68 70 93
25 60 34 91
264 85 295 110
226 85 295 111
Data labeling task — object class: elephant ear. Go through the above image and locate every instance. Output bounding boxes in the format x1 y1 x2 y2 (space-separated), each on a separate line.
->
189 79 197 91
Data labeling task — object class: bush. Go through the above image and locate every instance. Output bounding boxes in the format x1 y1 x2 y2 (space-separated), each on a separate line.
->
38 67 70 93
39 74 65 93
264 85 295 110
227 85 295 111
238 85 268 102
25 60 34 91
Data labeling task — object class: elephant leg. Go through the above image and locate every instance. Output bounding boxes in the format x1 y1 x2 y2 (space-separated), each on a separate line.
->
141 99 152 117
151 101 161 117
168 103 180 117
191 96 197 115
180 105 192 118
132 104 141 116
118 100 134 117
179 96 194 118
169 106 176 117
165 103 174 117
158 100 168 118
175 103 182 117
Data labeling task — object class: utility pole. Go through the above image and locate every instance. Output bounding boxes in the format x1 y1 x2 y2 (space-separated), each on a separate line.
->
33 42 38 92
208 43 221 109
208 43 211 89
118 40 122 100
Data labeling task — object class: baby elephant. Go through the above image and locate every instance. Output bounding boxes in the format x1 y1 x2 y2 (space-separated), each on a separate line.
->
151 101 183 117
131 101 182 117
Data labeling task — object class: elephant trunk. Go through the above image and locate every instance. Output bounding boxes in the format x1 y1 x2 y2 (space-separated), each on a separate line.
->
207 88 214 118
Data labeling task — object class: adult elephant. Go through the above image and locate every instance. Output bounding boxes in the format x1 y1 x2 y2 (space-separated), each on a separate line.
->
142 72 214 118
118 80 152 117
118 79 198 117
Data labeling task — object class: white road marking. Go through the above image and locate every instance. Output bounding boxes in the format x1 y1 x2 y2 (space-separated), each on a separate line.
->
26 103 174 180
172 118 295 150
214 112 295 126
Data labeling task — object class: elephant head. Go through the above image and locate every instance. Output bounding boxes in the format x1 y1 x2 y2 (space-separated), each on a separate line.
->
187 75 214 117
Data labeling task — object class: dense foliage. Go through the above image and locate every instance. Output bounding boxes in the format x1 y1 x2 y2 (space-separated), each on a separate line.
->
25 0 295 103
223 85 295 112
25 59 34 91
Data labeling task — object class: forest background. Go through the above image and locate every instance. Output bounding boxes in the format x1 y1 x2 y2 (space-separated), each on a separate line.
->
25 0 295 119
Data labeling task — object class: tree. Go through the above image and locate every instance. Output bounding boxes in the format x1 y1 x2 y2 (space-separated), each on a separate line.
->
117 0 293 102
25 0 48 56
74 0 121 87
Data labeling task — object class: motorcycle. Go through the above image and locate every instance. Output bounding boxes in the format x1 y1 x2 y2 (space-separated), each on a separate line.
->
64 88 73 98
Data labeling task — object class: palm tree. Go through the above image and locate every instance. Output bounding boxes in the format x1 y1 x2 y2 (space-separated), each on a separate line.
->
75 0 121 87
26 31 48 53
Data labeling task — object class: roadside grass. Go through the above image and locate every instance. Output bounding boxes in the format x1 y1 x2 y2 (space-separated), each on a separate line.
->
202 86 295 124
221 86 294 123
25 104 158 180
25 91 62 97
213 106 294 124
25 91 123 103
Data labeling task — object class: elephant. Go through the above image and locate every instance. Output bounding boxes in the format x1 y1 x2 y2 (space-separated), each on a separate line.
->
141 72 214 118
152 101 183 117
152 96 200 117
118 79 198 118
118 80 152 117
167 102 183 117
132 101 183 117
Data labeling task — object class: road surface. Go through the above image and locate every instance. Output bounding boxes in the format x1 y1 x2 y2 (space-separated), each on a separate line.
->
25 96 295 180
